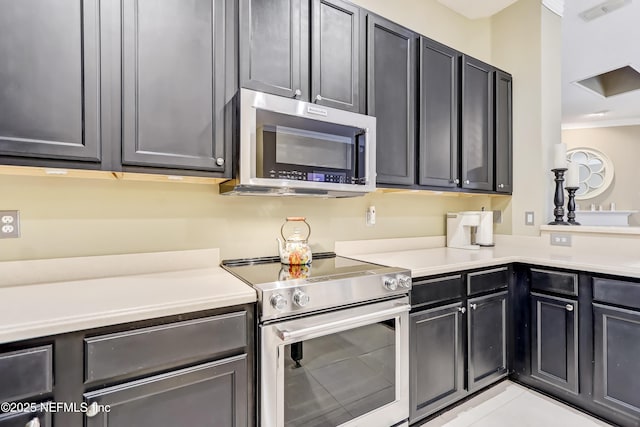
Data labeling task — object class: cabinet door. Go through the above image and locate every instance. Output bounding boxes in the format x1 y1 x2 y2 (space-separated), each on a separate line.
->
468 292 508 391
0 0 101 162
531 293 579 394
410 303 465 423
418 38 460 188
121 0 227 171
461 55 494 191
494 70 512 193
311 0 364 112
593 303 640 419
85 355 248 427
367 14 416 185
239 0 309 99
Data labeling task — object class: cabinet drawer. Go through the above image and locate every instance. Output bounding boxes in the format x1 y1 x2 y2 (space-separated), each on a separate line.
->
593 277 640 310
530 268 577 296
0 345 52 402
85 311 247 383
411 275 463 308
0 404 51 427
467 267 509 295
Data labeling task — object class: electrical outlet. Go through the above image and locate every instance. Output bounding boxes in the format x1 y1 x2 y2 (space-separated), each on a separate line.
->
525 211 535 226
0 210 20 238
493 210 502 224
550 233 572 247
366 206 376 226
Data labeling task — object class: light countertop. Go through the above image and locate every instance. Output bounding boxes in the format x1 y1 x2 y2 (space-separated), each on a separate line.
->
337 236 640 280
0 250 256 344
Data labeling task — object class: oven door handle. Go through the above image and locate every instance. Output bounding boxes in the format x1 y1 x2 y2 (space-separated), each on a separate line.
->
275 300 409 342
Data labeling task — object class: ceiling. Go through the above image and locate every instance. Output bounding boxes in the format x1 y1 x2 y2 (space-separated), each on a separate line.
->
437 0 640 129
562 0 640 128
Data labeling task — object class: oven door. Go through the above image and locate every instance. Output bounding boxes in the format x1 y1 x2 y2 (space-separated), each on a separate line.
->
260 298 409 427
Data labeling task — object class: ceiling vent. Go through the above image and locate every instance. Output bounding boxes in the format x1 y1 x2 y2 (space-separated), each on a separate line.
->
579 0 632 21
575 65 640 97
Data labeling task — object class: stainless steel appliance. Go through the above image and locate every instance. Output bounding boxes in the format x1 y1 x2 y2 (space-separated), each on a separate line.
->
220 89 377 197
222 253 411 427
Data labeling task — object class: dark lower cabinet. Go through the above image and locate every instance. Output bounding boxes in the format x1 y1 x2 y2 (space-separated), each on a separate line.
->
410 302 465 422
467 292 508 391
0 409 51 427
530 292 579 394
593 303 640 421
120 0 229 172
0 0 102 163
461 55 494 191
367 14 416 186
85 355 247 427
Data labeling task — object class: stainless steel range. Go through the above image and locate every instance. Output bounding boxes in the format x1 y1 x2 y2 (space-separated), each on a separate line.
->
222 253 411 427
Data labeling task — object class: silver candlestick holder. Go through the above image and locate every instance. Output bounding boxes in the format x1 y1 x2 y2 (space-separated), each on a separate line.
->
548 168 569 225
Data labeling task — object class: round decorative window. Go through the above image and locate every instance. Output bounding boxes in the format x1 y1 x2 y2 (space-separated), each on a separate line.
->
566 148 614 200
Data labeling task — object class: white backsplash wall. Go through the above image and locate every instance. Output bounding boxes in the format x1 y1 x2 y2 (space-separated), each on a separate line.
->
0 175 493 261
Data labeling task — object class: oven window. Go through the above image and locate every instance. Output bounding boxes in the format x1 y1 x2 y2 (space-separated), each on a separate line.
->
283 321 396 427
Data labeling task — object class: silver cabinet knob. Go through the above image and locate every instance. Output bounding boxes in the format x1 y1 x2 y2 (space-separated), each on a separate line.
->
294 89 302 98
458 307 466 314
383 277 398 291
215 157 224 166
454 178 460 184
470 303 477 310
314 94 323 103
270 294 288 311
398 275 412 289
86 402 100 418
25 418 40 427
292 290 310 307
498 183 505 189
464 179 470 185
565 304 574 312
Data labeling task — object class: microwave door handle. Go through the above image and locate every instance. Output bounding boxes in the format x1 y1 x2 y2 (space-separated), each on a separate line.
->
275 302 408 342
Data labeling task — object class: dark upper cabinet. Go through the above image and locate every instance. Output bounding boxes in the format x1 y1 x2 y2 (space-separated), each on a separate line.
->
494 70 513 193
461 55 494 191
239 0 364 112
467 292 508 391
239 0 309 99
531 292 579 394
120 0 229 172
311 0 364 112
593 303 640 420
410 302 465 423
0 0 101 163
85 355 248 427
418 38 459 188
367 14 416 185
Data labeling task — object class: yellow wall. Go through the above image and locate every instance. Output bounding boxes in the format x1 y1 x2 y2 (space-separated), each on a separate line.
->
562 125 640 226
0 175 491 261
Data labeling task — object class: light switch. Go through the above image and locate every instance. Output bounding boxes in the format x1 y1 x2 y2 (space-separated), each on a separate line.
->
525 211 535 226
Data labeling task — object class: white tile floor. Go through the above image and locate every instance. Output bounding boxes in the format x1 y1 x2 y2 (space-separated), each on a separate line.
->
419 381 612 427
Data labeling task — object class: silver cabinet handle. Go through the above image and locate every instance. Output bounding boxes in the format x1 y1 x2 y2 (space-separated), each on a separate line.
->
470 303 477 310
215 157 224 166
566 304 574 312
86 402 100 418
458 307 466 313
464 179 470 185
498 183 505 188
452 178 460 185
294 89 302 98
314 94 322 103
25 418 40 427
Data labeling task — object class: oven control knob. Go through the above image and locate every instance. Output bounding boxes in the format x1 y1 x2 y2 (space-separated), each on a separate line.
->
383 277 398 291
270 294 288 311
292 290 310 307
398 275 412 289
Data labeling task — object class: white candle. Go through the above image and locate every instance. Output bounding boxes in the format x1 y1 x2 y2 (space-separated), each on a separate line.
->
553 143 567 169
566 162 579 188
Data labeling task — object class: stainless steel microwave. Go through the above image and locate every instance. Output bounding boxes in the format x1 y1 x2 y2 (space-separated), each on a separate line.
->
220 88 376 197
